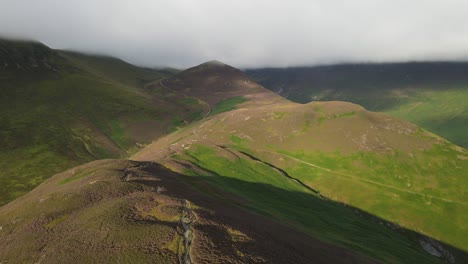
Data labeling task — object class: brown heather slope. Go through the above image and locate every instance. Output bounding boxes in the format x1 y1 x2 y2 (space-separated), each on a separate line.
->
0 159 375 264
145 60 285 107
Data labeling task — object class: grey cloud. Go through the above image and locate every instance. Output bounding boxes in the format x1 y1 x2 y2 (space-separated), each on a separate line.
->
1 0 468 68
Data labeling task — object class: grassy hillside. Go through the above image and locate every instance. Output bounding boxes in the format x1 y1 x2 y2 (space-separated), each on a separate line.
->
0 39 205 205
134 99 467 262
246 62 468 148
0 160 375 264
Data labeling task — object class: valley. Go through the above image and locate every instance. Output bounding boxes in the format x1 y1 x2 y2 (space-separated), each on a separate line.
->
0 39 205 205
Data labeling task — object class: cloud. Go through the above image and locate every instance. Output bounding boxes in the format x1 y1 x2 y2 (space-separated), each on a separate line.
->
1 0 468 68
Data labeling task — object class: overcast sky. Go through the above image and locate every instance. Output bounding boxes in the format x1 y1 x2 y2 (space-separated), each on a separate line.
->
1 0 468 68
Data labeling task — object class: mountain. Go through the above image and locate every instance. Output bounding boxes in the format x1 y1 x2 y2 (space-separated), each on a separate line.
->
145 60 286 116
246 62 468 148
165 60 284 104
0 38 205 205
1 49 467 263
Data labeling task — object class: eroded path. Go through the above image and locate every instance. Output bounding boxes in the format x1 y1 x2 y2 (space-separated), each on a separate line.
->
180 199 197 264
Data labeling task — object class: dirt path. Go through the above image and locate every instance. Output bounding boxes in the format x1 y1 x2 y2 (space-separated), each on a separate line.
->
201 100 211 119
274 151 468 206
180 199 197 264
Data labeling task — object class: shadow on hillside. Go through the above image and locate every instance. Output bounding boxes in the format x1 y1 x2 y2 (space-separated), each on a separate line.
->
131 161 467 264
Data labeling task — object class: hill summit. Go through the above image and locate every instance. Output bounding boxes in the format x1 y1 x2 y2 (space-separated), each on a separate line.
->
146 60 285 107
199 59 225 66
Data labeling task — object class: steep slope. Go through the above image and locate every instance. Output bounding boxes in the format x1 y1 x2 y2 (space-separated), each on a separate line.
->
0 39 205 205
134 99 467 261
0 159 375 264
246 62 468 148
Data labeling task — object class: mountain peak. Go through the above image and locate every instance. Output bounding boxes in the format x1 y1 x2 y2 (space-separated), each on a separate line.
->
149 60 285 106
187 59 236 73
200 60 226 66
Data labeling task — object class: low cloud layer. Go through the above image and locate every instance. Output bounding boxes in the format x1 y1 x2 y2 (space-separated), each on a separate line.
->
1 0 468 68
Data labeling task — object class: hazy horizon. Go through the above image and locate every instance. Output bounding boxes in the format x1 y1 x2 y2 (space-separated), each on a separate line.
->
2 0 468 68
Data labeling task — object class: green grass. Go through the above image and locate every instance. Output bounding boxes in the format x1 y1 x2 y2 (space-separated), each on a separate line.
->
188 110 205 122
277 144 466 198
229 135 247 145
0 73 152 204
384 89 468 148
174 144 447 263
168 117 185 133
0 146 78 203
273 144 468 250
181 97 200 105
210 96 248 116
